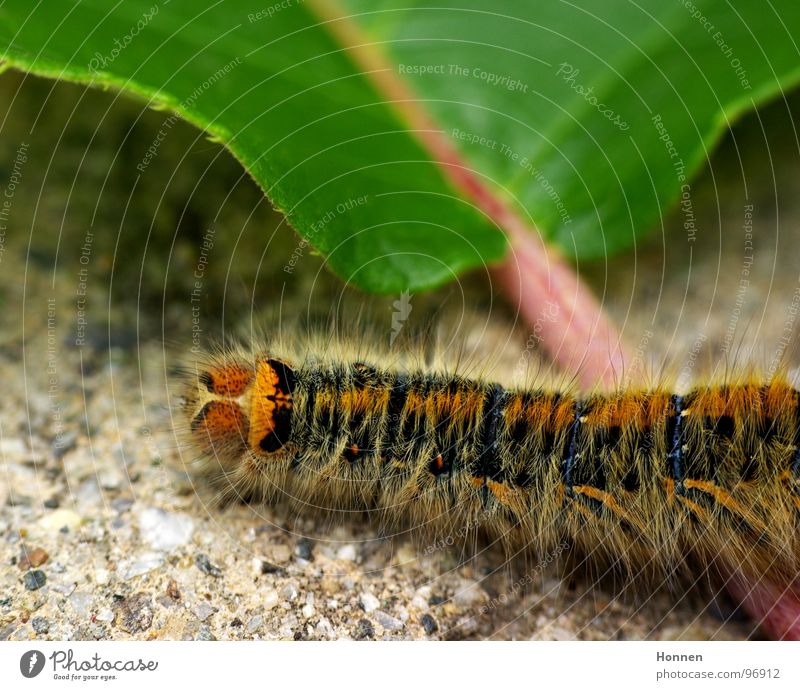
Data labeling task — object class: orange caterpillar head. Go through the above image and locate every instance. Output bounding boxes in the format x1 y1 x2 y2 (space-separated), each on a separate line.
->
184 357 296 463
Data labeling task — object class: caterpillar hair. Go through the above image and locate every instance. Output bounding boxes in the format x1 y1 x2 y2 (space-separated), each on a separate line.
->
174 333 800 592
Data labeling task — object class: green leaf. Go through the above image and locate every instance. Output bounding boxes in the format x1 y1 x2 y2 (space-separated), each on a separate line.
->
0 0 507 294
341 0 800 257
2 1 799 291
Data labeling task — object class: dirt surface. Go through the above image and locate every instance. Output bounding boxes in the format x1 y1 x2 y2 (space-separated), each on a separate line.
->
1 72 799 641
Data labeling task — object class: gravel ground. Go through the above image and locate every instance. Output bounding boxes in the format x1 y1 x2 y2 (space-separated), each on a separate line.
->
1 72 799 641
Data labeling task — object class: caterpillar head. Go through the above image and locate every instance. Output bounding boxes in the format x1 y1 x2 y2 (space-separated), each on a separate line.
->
183 357 296 464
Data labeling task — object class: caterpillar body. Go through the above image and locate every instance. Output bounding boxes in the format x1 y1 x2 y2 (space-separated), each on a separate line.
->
178 341 800 588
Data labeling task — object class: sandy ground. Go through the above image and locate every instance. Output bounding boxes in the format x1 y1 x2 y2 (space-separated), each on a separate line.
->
1 71 799 641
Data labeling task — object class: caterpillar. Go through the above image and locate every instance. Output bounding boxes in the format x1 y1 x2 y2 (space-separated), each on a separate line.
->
176 337 800 592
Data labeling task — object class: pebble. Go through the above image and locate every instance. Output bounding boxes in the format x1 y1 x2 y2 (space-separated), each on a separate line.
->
111 498 134 513
453 582 487 608
260 560 286 576
353 618 374 640
196 625 215 641
359 592 380 613
279 583 298 601
0 438 27 455
194 602 215 622
37 509 81 534
95 608 114 622
43 497 60 509
166 580 181 600
31 616 49 634
49 562 67 574
97 470 121 491
6 491 30 507
295 538 313 560
263 589 280 610
94 568 111 586
50 582 77 597
410 594 429 611
76 479 102 509
138 508 194 551
120 552 164 580
114 593 154 633
267 544 291 564
18 546 49 570
336 544 357 561
420 613 439 635
315 617 334 639
68 591 94 617
195 553 222 578
374 611 404 631
247 616 263 634
23 570 47 591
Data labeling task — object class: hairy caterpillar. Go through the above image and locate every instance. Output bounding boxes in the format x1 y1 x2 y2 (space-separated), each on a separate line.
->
176 336 800 593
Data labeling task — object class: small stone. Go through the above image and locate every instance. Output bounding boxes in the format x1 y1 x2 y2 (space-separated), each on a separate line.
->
320 578 339 595
6 491 30 507
43 497 60 509
111 498 134 513
166 579 181 600
196 625 215 641
267 544 291 564
353 618 374 640
260 560 286 576
420 613 439 635
20 610 29 623
315 617 334 638
23 570 46 591
295 538 313 560
428 594 446 606
114 593 154 633
76 479 102 509
68 591 93 617
0 438 27 455
18 546 49 570
279 583 298 601
410 595 429 611
263 589 279 610
95 608 114 622
359 592 380 613
230 617 243 628
195 553 222 578
453 582 487 608
50 582 76 597
97 470 121 491
194 602 215 621
120 552 164 580
301 603 315 619
37 509 81 533
374 611 404 631
138 508 194 551
94 569 110 585
246 616 263 634
336 544 357 561
31 616 49 634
